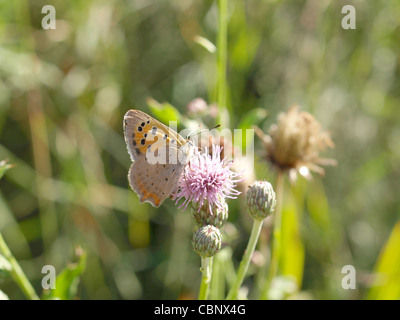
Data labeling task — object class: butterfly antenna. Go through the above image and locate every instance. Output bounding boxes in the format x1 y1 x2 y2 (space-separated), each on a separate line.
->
186 126 200 140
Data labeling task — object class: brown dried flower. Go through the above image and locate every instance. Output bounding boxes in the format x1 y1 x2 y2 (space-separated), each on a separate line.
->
255 105 336 181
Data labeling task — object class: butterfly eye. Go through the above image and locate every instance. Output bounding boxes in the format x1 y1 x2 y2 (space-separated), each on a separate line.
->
138 126 143 132
140 139 146 145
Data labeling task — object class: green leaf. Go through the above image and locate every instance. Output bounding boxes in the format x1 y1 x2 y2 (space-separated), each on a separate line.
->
42 247 87 300
238 108 268 130
146 98 182 125
280 191 305 289
367 222 400 300
306 179 334 246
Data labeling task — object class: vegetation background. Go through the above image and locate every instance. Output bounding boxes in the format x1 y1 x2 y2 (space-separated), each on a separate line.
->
0 0 399 299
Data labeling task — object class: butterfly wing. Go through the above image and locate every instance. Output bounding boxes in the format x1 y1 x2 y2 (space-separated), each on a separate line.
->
127 159 185 207
124 109 186 161
123 109 188 207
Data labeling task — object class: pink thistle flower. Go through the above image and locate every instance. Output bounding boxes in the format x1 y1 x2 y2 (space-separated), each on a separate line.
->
173 144 242 214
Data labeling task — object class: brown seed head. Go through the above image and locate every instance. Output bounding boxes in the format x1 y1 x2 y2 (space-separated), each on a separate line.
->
255 105 336 181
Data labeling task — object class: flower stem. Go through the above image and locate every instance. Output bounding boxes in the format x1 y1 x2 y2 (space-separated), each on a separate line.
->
261 170 285 299
226 218 264 300
0 232 39 300
198 256 213 300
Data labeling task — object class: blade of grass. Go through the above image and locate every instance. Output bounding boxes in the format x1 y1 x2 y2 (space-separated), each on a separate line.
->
0 233 39 300
367 221 400 300
216 0 229 126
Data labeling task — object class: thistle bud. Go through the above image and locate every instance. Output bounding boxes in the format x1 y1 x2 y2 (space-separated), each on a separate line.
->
192 225 222 257
192 199 228 229
246 181 276 220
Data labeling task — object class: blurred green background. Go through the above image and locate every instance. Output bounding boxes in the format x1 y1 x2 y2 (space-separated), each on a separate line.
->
0 0 399 299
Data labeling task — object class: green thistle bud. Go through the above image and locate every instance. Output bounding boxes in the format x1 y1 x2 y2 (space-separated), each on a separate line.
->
192 225 222 257
192 199 228 228
246 181 276 220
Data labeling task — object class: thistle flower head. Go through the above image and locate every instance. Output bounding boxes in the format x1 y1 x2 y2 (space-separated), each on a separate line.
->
173 144 242 214
255 105 337 181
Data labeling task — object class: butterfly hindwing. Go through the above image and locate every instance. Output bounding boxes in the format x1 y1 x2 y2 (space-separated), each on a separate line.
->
128 159 185 207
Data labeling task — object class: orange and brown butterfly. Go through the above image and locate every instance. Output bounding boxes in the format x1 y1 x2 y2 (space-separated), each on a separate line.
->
123 109 195 207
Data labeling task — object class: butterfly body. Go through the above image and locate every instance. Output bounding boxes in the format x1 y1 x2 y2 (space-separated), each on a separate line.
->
123 109 194 207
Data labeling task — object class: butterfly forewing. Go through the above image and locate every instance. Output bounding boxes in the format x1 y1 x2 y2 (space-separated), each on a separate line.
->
124 110 185 161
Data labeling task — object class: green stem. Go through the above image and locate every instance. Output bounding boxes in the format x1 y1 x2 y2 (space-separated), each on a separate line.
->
0 233 39 300
226 218 264 300
198 256 213 300
216 0 228 125
261 170 285 299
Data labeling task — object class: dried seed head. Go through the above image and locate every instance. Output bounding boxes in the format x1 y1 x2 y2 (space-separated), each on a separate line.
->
255 105 336 181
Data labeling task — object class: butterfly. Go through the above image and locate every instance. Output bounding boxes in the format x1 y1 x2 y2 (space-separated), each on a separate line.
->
123 109 195 207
